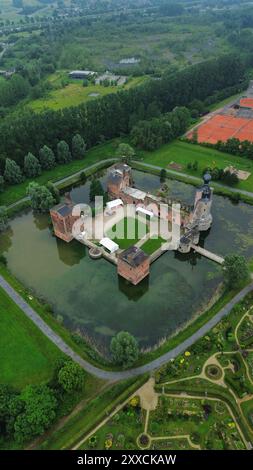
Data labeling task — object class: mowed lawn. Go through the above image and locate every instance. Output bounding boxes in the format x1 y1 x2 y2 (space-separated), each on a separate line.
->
106 217 148 249
141 236 165 255
0 287 63 389
140 140 253 192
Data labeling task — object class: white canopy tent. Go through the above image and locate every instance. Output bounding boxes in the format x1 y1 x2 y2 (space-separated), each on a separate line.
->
99 237 119 253
136 207 154 218
106 199 123 210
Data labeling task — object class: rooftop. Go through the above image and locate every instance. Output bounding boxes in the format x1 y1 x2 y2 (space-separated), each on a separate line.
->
106 199 123 210
107 170 123 184
114 163 131 172
99 237 119 253
122 186 147 201
119 246 149 267
52 203 72 217
69 70 96 76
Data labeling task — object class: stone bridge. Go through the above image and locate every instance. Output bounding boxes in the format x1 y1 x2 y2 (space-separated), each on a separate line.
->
191 244 224 265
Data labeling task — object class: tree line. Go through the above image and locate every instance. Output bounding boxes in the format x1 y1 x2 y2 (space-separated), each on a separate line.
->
0 53 247 168
130 107 190 150
0 134 86 190
187 135 253 161
0 358 85 445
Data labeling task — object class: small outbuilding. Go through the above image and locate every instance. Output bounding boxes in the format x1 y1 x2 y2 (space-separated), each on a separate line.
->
69 70 96 79
99 237 119 254
106 199 123 211
136 206 154 218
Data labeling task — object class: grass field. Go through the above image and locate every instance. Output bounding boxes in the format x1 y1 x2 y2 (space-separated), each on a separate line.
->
141 236 165 255
0 286 63 389
106 217 148 249
140 140 253 192
28 83 118 112
27 76 146 112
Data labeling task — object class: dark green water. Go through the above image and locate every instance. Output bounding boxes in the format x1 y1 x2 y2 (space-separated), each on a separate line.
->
1 171 253 351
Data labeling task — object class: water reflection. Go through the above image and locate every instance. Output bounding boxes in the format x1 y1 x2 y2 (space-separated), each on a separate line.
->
33 213 50 231
1 170 253 350
118 274 150 301
55 237 86 267
0 225 13 253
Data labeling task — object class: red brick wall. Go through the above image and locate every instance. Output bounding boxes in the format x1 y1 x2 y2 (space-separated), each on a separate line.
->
117 258 150 285
50 210 79 243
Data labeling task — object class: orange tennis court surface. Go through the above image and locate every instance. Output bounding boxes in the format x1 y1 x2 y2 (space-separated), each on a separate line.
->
188 114 253 144
240 98 253 109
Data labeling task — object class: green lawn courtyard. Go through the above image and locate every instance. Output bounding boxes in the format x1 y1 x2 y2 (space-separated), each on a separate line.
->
141 236 165 255
106 217 148 250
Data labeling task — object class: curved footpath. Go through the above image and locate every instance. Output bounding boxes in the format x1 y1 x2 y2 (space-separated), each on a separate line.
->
1 275 253 381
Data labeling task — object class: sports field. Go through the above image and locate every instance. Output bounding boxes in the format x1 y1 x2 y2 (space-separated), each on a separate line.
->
188 114 253 144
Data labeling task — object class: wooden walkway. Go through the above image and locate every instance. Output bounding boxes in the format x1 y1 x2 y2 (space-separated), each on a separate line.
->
191 244 224 264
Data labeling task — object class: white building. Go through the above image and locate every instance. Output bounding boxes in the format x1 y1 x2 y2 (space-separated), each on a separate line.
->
99 237 119 254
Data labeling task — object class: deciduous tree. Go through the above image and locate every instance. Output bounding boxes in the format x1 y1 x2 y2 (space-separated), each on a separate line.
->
4 159 23 185
58 360 85 393
57 140 72 164
110 331 139 368
24 152 41 178
116 143 135 162
27 182 55 212
39 145 56 170
72 134 86 160
223 254 249 288
14 385 57 443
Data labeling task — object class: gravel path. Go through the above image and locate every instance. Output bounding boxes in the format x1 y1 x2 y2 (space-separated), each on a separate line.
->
1 275 252 381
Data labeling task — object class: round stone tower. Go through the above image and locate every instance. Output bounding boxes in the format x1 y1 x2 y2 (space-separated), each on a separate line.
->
192 172 213 232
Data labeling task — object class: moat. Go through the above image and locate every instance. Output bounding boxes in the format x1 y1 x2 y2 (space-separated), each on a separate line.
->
1 170 253 352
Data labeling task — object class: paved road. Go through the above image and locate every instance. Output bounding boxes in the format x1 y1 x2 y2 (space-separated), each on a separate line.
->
1 275 252 381
7 158 117 210
133 160 253 199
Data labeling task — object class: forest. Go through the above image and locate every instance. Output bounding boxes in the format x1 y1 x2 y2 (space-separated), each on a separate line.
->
1 1 253 181
1 0 253 116
0 53 249 167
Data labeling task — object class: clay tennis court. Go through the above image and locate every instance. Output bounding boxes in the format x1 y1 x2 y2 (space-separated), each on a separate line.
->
188 114 253 144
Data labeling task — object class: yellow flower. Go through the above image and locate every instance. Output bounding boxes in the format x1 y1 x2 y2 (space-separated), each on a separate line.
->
129 396 139 407
105 439 112 449
228 422 235 428
185 351 191 357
